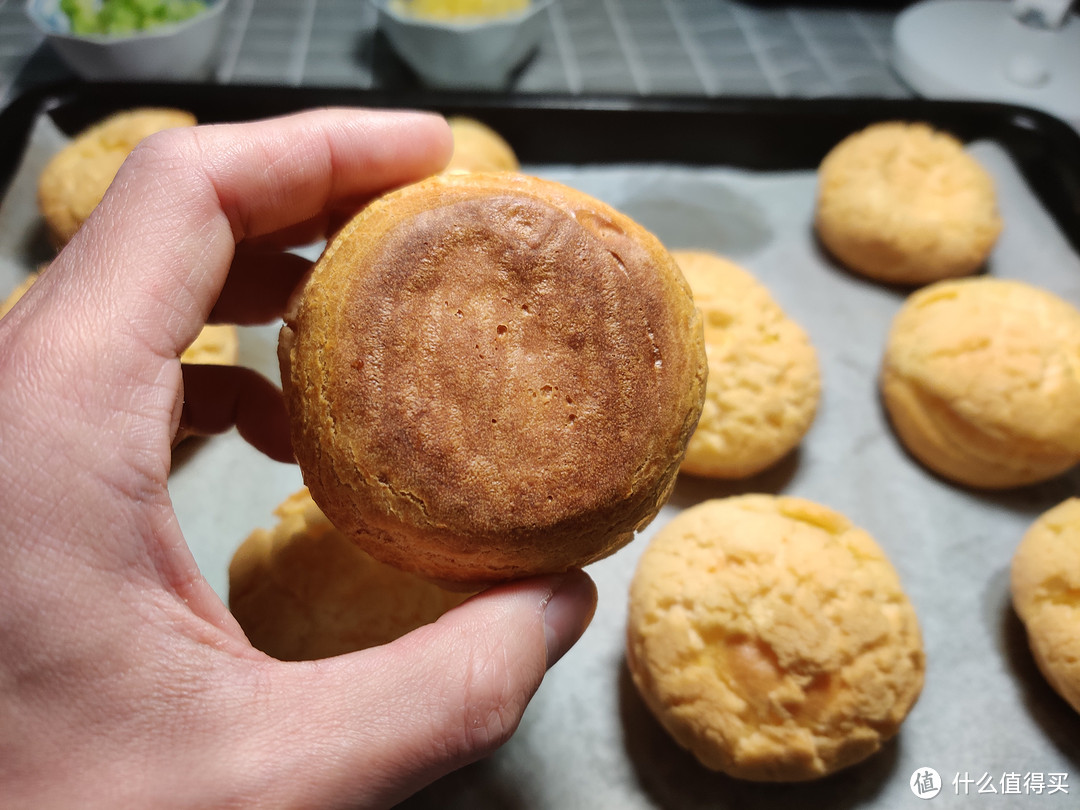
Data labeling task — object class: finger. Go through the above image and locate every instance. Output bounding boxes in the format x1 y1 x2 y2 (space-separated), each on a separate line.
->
187 109 450 243
176 364 294 464
52 108 452 363
207 248 311 325
233 198 375 252
244 570 597 809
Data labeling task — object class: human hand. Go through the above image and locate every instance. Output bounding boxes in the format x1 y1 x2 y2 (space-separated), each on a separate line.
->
0 109 597 809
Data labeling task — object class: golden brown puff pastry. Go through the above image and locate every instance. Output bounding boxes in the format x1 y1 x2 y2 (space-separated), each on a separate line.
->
230 488 468 661
1012 498 1080 717
279 172 707 585
881 277 1080 489
627 495 925 781
672 251 820 479
815 121 1001 285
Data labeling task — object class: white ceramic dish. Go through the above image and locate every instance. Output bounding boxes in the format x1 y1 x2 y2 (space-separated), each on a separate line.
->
371 0 552 90
26 0 230 81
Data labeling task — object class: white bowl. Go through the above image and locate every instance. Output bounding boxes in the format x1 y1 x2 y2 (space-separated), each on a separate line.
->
372 0 551 90
26 0 230 81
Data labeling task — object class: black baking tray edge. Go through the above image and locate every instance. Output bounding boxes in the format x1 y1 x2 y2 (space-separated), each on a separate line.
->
2 80 1079 255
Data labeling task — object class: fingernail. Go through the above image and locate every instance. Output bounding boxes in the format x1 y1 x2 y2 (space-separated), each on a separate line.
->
543 569 598 668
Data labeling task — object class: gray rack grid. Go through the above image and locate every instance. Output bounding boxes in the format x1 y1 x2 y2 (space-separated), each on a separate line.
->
1 0 911 103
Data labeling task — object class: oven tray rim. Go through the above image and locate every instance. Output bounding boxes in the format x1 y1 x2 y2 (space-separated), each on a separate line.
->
1 79 1078 254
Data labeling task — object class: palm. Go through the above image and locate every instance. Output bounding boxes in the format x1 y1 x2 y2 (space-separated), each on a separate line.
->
0 109 595 809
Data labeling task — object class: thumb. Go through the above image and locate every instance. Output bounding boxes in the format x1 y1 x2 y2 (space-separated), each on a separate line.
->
253 570 597 809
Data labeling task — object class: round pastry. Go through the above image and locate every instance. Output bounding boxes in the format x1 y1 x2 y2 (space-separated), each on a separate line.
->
1011 498 1080 715
444 116 519 174
880 277 1080 489
815 121 1001 285
37 107 197 247
230 488 469 661
181 323 240 366
672 250 820 479
626 495 925 781
279 171 707 585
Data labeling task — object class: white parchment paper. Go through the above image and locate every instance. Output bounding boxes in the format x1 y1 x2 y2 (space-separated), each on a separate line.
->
2 113 1078 809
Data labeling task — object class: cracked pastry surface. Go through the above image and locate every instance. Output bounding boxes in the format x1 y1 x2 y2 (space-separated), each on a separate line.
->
672 250 820 479
444 116 519 174
881 277 1080 489
229 488 468 661
626 495 925 781
1011 498 1080 715
279 171 707 585
815 121 1001 285
37 107 197 247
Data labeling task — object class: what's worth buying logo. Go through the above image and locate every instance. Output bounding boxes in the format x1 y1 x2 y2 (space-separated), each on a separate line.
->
910 767 1070 799
911 767 942 799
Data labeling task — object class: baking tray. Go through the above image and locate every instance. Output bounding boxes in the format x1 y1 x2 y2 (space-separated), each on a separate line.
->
1 81 1080 253
1 82 1079 809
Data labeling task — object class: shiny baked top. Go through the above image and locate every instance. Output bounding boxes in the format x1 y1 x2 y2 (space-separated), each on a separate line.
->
281 172 706 582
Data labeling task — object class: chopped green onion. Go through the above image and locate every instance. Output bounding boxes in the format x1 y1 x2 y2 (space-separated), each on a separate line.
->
60 0 208 35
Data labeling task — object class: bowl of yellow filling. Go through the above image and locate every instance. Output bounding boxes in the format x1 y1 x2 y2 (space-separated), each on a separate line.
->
372 0 551 90
26 0 230 80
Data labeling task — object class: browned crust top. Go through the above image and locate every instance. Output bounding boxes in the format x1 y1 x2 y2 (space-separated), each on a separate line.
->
282 173 705 580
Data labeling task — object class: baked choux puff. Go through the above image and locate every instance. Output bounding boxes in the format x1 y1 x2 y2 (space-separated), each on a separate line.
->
815 121 1001 285
229 489 468 661
881 278 1080 489
626 495 925 781
672 250 820 479
279 172 708 586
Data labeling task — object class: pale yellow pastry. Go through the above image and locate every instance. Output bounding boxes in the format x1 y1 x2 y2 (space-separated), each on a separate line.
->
1011 498 1080 715
881 278 1080 489
280 171 707 586
180 323 239 366
230 489 469 661
815 121 1001 284
38 107 197 247
1 270 237 365
444 116 519 174
627 495 925 782
672 251 820 478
